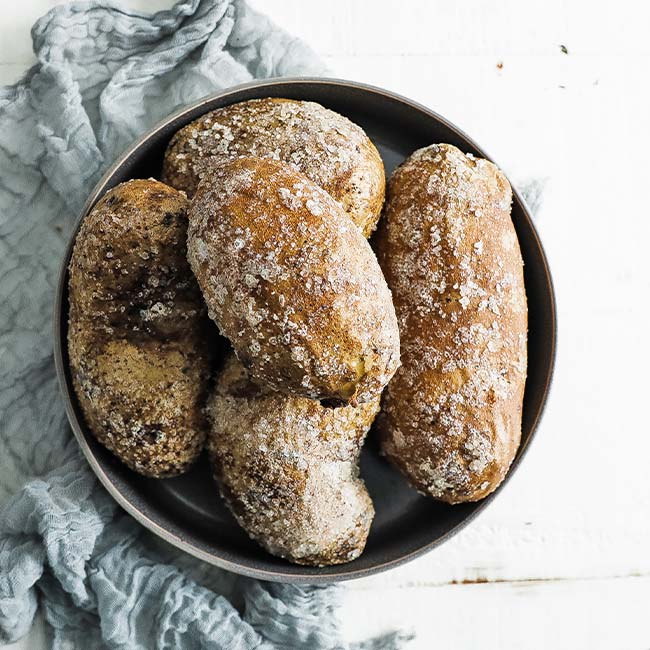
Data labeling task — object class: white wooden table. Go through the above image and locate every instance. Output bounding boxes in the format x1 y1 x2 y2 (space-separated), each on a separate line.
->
3 1 650 648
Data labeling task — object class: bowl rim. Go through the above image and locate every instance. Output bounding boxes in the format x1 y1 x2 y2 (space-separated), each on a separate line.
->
53 76 557 583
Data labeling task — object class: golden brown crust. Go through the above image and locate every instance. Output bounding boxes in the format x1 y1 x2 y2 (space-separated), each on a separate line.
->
162 98 385 237
187 156 400 405
206 354 378 566
68 179 210 477
375 144 527 504
69 330 208 477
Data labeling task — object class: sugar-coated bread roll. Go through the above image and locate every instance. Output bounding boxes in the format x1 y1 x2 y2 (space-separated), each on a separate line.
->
206 354 378 566
375 144 527 504
162 98 385 237
187 156 400 406
68 179 210 477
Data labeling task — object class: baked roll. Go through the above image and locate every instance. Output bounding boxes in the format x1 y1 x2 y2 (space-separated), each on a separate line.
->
187 156 400 405
162 97 385 237
68 179 210 477
375 144 527 503
206 354 378 566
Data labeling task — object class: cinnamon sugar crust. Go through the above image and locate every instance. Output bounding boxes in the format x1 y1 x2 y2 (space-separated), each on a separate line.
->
162 98 385 237
206 354 378 566
187 156 400 405
375 144 527 503
68 179 211 477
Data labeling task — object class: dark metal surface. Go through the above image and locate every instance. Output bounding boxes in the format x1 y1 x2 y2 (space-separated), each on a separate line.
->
53 78 557 583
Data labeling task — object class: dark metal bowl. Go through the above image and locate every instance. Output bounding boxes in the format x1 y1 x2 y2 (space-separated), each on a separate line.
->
53 78 556 583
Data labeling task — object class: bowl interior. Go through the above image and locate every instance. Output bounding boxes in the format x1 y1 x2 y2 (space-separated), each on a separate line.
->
55 79 555 583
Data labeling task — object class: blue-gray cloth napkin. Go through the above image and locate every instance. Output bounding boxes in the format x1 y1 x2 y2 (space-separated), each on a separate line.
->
0 1 413 648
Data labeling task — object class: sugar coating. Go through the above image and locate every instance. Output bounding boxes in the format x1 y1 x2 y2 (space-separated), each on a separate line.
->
206 354 378 566
67 179 211 477
162 98 385 237
375 144 527 503
187 156 401 405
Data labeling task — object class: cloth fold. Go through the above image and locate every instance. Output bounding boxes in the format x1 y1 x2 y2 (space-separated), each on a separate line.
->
0 2 410 648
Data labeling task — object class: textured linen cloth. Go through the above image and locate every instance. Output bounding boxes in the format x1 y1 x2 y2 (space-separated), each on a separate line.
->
0 1 414 648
